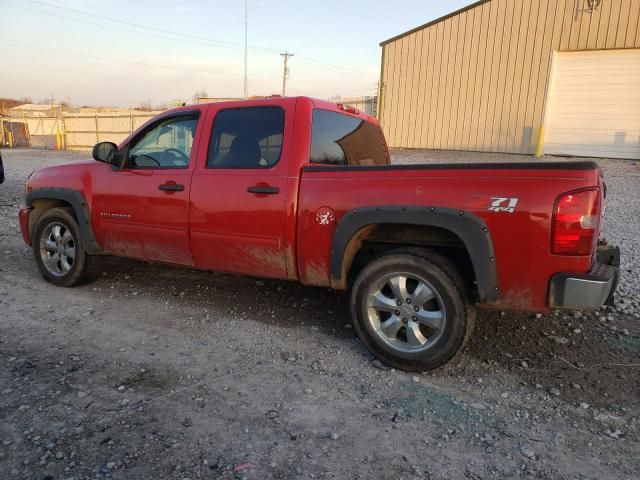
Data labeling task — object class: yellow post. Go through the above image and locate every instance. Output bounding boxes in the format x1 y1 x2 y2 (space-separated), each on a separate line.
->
535 125 545 158
8 131 13 148
56 106 62 150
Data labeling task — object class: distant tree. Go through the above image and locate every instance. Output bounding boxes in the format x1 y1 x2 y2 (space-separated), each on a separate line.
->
0 97 28 113
192 88 208 102
137 100 152 111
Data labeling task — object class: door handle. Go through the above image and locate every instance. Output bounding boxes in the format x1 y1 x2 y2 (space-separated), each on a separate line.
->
247 186 279 195
159 183 185 192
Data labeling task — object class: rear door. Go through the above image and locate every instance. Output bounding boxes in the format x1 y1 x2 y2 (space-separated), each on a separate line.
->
92 110 202 265
189 101 294 278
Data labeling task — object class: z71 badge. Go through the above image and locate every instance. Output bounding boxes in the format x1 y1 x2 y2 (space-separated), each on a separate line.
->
488 197 519 213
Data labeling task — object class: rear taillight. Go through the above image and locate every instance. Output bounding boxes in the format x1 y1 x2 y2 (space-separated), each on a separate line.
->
336 103 360 114
551 188 600 255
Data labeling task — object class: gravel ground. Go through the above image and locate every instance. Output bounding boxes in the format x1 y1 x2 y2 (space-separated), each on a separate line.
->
0 148 638 480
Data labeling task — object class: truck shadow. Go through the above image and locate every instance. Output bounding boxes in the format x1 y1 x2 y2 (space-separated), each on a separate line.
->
93 255 353 338
464 308 639 408
92 256 638 409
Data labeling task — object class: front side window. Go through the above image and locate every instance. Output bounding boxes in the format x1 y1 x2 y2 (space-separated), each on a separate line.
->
126 115 198 169
207 107 285 168
310 109 389 166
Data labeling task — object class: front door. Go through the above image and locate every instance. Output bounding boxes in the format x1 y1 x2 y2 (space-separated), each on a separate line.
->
92 111 202 266
189 104 291 278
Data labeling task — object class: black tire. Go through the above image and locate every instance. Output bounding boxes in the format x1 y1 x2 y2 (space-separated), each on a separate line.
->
350 251 475 371
32 207 95 287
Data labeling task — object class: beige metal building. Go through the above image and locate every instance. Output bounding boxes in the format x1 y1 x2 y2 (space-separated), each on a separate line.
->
378 0 640 159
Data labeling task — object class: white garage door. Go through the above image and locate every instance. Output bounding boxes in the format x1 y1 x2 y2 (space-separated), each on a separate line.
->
544 49 640 160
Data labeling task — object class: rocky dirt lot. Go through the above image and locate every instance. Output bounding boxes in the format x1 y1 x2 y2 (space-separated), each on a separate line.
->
0 149 638 480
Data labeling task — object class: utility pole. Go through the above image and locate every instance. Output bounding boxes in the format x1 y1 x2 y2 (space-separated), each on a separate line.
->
280 52 294 97
243 0 248 98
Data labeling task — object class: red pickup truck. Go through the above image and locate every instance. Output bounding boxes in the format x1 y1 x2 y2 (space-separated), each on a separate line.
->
19 97 619 371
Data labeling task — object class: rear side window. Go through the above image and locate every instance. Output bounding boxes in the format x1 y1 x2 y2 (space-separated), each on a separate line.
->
310 109 389 166
207 107 284 169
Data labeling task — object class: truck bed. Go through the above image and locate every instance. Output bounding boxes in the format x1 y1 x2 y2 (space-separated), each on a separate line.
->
297 160 602 311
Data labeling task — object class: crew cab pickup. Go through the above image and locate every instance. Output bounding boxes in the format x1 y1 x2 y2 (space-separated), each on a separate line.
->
19 97 620 371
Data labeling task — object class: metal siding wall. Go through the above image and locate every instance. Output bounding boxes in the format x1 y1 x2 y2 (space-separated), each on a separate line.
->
397 36 410 148
469 1 491 150
403 33 418 148
483 0 505 151
388 40 401 147
505 0 529 152
426 22 444 148
380 42 392 143
437 14 456 149
626 0 640 46
379 0 640 153
527 0 552 153
500 0 523 151
459 8 475 150
413 29 428 148
418 26 435 147
451 11 468 150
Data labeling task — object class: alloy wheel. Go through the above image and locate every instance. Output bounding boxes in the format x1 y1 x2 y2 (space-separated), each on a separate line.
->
39 222 76 277
365 272 447 353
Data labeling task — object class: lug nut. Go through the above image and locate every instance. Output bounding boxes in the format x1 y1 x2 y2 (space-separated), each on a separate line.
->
402 318 407 323
414 306 419 312
406 298 412 304
397 301 402 306
412 316 417 321
394 310 400 316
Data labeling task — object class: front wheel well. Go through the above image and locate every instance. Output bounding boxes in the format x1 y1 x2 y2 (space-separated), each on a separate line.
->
28 199 76 238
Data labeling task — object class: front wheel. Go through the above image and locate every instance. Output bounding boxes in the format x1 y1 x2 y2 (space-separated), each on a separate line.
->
33 207 95 287
351 252 474 371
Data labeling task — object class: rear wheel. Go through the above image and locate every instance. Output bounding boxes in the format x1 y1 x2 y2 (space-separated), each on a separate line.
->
33 207 95 287
351 252 474 371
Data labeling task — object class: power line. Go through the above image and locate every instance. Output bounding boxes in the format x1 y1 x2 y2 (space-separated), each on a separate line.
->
21 0 277 53
0 42 281 80
0 40 376 98
15 0 377 78
0 2 250 53
296 55 376 78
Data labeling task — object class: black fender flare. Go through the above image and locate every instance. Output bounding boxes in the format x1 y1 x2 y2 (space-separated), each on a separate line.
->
330 205 499 304
26 187 102 254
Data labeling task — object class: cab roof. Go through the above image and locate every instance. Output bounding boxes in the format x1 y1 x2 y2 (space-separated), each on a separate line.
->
166 96 378 124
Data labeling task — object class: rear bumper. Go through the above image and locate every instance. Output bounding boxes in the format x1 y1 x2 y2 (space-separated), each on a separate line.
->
19 207 32 245
548 244 620 310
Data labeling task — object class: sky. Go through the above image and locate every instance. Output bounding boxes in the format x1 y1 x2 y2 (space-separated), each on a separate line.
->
0 0 474 107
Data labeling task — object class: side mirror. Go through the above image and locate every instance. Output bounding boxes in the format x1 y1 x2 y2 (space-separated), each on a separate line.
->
92 142 118 165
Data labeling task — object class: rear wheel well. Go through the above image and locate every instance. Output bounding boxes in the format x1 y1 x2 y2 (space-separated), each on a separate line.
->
29 199 75 238
344 225 477 301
